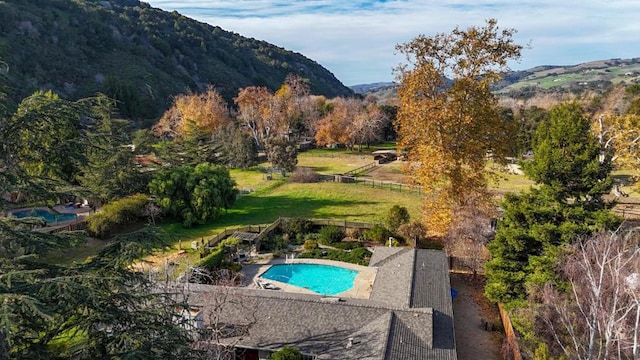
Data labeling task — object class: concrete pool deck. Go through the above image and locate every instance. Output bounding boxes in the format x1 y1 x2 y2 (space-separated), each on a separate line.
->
240 257 377 299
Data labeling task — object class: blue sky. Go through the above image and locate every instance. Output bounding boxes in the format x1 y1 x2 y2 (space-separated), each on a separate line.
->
145 0 640 86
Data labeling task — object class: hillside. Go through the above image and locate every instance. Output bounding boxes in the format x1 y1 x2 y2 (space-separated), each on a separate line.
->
357 57 640 111
0 0 352 121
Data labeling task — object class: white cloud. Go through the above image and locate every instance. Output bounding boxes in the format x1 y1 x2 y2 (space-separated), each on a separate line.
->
145 0 640 85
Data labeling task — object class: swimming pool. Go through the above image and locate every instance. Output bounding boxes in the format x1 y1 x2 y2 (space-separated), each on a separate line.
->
260 263 358 296
11 209 77 225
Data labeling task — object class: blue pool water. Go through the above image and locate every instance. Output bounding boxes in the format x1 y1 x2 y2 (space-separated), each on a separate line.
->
12 209 77 224
260 263 358 296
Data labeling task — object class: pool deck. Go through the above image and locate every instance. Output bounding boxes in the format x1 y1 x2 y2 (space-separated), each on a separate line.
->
240 257 377 299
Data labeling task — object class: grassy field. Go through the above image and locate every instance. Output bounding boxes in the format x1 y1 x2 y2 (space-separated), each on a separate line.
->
50 148 640 266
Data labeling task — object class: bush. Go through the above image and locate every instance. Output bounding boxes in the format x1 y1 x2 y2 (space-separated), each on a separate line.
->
86 193 149 238
318 225 344 244
386 205 410 231
281 217 314 238
261 234 288 252
345 227 361 239
199 246 225 271
303 239 318 251
362 225 392 244
288 167 320 183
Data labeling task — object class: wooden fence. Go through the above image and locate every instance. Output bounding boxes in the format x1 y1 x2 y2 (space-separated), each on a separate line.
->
325 175 422 194
498 303 523 360
38 220 87 234
343 162 377 176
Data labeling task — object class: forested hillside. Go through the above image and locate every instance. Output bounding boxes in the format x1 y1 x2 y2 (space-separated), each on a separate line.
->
0 0 352 122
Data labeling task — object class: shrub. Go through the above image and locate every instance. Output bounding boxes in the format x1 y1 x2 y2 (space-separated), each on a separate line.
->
362 224 392 244
261 234 288 252
304 233 320 241
271 346 302 360
345 227 361 239
199 246 225 271
288 167 319 183
386 205 410 232
303 239 318 251
86 193 149 238
281 217 314 238
318 225 344 244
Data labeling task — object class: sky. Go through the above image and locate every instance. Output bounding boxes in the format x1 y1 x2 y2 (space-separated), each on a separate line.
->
144 0 640 86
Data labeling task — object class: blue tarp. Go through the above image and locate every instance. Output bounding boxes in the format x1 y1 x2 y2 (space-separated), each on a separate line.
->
450 288 458 300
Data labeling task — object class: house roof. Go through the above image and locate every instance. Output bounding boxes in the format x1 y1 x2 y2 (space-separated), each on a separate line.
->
185 248 456 360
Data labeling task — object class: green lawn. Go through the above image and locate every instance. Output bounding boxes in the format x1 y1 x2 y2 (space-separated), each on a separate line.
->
160 180 422 243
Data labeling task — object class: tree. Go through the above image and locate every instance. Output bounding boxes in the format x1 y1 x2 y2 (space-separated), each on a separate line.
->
271 345 303 360
265 136 298 176
351 100 388 151
444 200 495 276
0 88 200 359
394 19 522 234
536 230 640 360
234 86 274 150
80 95 150 202
315 97 359 149
218 122 258 169
153 86 231 141
386 205 410 232
148 163 238 227
525 102 612 204
397 221 427 248
9 90 88 184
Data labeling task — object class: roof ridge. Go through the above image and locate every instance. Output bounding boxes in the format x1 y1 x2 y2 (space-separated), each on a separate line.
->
370 247 412 268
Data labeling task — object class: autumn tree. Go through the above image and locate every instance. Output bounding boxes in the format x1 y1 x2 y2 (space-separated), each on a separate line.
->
394 19 522 234
153 86 231 141
315 97 358 148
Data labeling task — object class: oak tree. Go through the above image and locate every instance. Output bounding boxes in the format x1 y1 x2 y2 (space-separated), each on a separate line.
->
394 19 522 233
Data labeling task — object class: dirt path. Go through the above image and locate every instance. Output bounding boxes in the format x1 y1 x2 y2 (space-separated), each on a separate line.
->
451 273 504 360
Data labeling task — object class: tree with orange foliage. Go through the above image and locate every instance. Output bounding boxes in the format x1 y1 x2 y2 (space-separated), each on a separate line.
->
314 97 360 150
395 19 522 234
153 86 230 141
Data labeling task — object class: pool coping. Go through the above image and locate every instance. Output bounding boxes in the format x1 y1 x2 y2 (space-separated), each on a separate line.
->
243 258 377 299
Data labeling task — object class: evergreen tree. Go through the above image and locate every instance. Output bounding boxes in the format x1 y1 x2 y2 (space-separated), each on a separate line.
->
148 163 238 227
486 102 620 309
1 90 200 359
524 102 612 204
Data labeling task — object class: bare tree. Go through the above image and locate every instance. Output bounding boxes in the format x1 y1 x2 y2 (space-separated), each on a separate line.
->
537 229 640 360
444 201 496 276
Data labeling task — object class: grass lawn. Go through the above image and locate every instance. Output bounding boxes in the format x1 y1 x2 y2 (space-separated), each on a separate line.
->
160 180 422 243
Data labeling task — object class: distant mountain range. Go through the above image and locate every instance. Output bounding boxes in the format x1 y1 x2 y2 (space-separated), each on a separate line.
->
0 0 352 121
352 58 640 109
